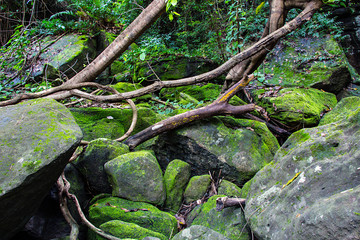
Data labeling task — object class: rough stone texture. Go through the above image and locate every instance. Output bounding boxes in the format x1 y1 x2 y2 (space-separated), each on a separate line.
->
172 225 230 240
153 117 279 186
217 180 242 197
31 34 96 81
164 159 191 212
88 196 177 239
183 175 211 204
0 98 82 240
71 107 164 142
245 96 360 240
73 138 129 194
105 151 166 205
187 195 250 240
252 87 337 129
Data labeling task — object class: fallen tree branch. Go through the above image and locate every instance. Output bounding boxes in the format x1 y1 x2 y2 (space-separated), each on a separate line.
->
0 3 323 107
216 196 246 211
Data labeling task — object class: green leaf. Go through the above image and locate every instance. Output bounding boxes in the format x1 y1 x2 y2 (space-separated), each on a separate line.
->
169 13 174 21
255 1 265 14
139 52 146 61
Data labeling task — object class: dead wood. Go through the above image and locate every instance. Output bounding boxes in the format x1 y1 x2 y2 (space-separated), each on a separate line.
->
216 196 246 211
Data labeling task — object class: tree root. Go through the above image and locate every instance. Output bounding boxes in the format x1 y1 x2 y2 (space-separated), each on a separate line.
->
57 172 123 240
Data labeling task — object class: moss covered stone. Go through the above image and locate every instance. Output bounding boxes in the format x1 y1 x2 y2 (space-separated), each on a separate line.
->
32 34 96 81
190 195 250 240
110 82 152 102
164 159 191 212
95 220 167 240
244 96 360 240
73 138 129 194
135 56 219 83
252 87 337 128
154 117 279 186
217 180 241 197
319 96 360 125
240 179 252 199
104 151 165 205
183 175 211 203
160 83 221 103
70 107 164 141
259 36 350 90
88 196 177 239
0 98 83 239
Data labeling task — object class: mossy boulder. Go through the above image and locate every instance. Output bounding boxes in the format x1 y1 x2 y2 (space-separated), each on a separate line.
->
244 96 360 239
0 98 82 240
164 160 191 212
110 82 152 102
260 36 350 91
183 175 211 203
319 96 360 125
96 220 167 240
217 180 242 197
88 196 177 239
104 151 165 205
188 195 250 240
70 107 164 141
153 117 279 186
252 87 337 129
135 56 218 82
31 34 96 81
160 83 221 103
172 225 230 240
72 138 129 194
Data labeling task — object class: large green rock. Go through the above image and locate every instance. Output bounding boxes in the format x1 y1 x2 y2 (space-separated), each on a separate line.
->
252 87 337 129
188 195 250 240
183 175 211 204
73 138 129 194
259 36 350 91
153 117 279 186
164 159 191 212
32 34 96 81
245 96 360 239
88 196 177 239
96 220 167 240
0 98 82 240
104 151 166 205
70 107 164 141
172 225 230 240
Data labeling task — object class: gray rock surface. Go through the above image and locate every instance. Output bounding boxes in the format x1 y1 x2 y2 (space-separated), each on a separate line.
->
245 96 360 240
0 98 82 240
172 225 230 240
